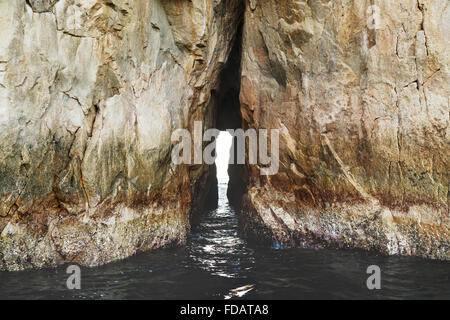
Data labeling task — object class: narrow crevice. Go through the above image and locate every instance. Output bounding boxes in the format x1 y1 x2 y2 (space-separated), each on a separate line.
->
215 20 247 208
215 22 244 132
191 2 246 220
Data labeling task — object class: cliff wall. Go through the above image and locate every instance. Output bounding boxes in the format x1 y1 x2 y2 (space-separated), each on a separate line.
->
0 0 448 270
239 0 449 260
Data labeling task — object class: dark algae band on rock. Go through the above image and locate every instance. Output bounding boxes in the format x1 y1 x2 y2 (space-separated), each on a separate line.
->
1 184 448 299
0 0 449 271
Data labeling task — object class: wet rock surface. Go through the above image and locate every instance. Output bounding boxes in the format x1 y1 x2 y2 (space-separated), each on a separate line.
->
0 0 448 270
239 0 449 260
0 0 243 270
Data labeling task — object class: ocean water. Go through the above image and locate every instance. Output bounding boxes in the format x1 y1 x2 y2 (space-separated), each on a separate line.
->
0 184 448 300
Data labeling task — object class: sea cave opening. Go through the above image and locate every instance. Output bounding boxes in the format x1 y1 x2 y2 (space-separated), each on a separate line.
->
190 19 246 228
215 131 233 186
214 20 247 209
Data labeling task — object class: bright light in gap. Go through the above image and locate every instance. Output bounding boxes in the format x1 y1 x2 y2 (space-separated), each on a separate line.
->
215 131 233 184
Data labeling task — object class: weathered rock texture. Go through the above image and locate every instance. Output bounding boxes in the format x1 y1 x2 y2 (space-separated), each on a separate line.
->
239 0 449 260
0 0 448 270
0 0 243 270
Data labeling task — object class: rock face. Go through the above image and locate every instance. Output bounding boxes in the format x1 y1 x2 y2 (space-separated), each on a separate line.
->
0 0 243 270
239 0 449 260
0 0 448 271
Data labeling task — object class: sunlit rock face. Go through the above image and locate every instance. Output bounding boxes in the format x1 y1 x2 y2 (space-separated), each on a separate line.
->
0 0 243 270
0 0 448 271
239 0 449 260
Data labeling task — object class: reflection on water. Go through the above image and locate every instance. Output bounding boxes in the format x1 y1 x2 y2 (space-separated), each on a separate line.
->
188 184 254 279
0 184 449 300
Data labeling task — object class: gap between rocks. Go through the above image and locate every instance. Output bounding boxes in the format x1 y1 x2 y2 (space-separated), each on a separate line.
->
195 8 247 220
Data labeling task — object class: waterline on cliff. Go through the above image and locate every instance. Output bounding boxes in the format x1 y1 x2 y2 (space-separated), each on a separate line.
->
0 183 448 299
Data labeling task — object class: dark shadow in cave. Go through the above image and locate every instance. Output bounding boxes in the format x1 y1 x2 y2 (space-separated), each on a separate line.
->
202 20 247 211
215 22 247 209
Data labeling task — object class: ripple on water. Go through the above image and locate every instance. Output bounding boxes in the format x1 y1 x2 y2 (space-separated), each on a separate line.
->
0 184 449 299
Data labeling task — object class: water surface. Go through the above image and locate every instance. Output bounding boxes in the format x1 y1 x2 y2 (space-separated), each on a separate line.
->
0 184 448 300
